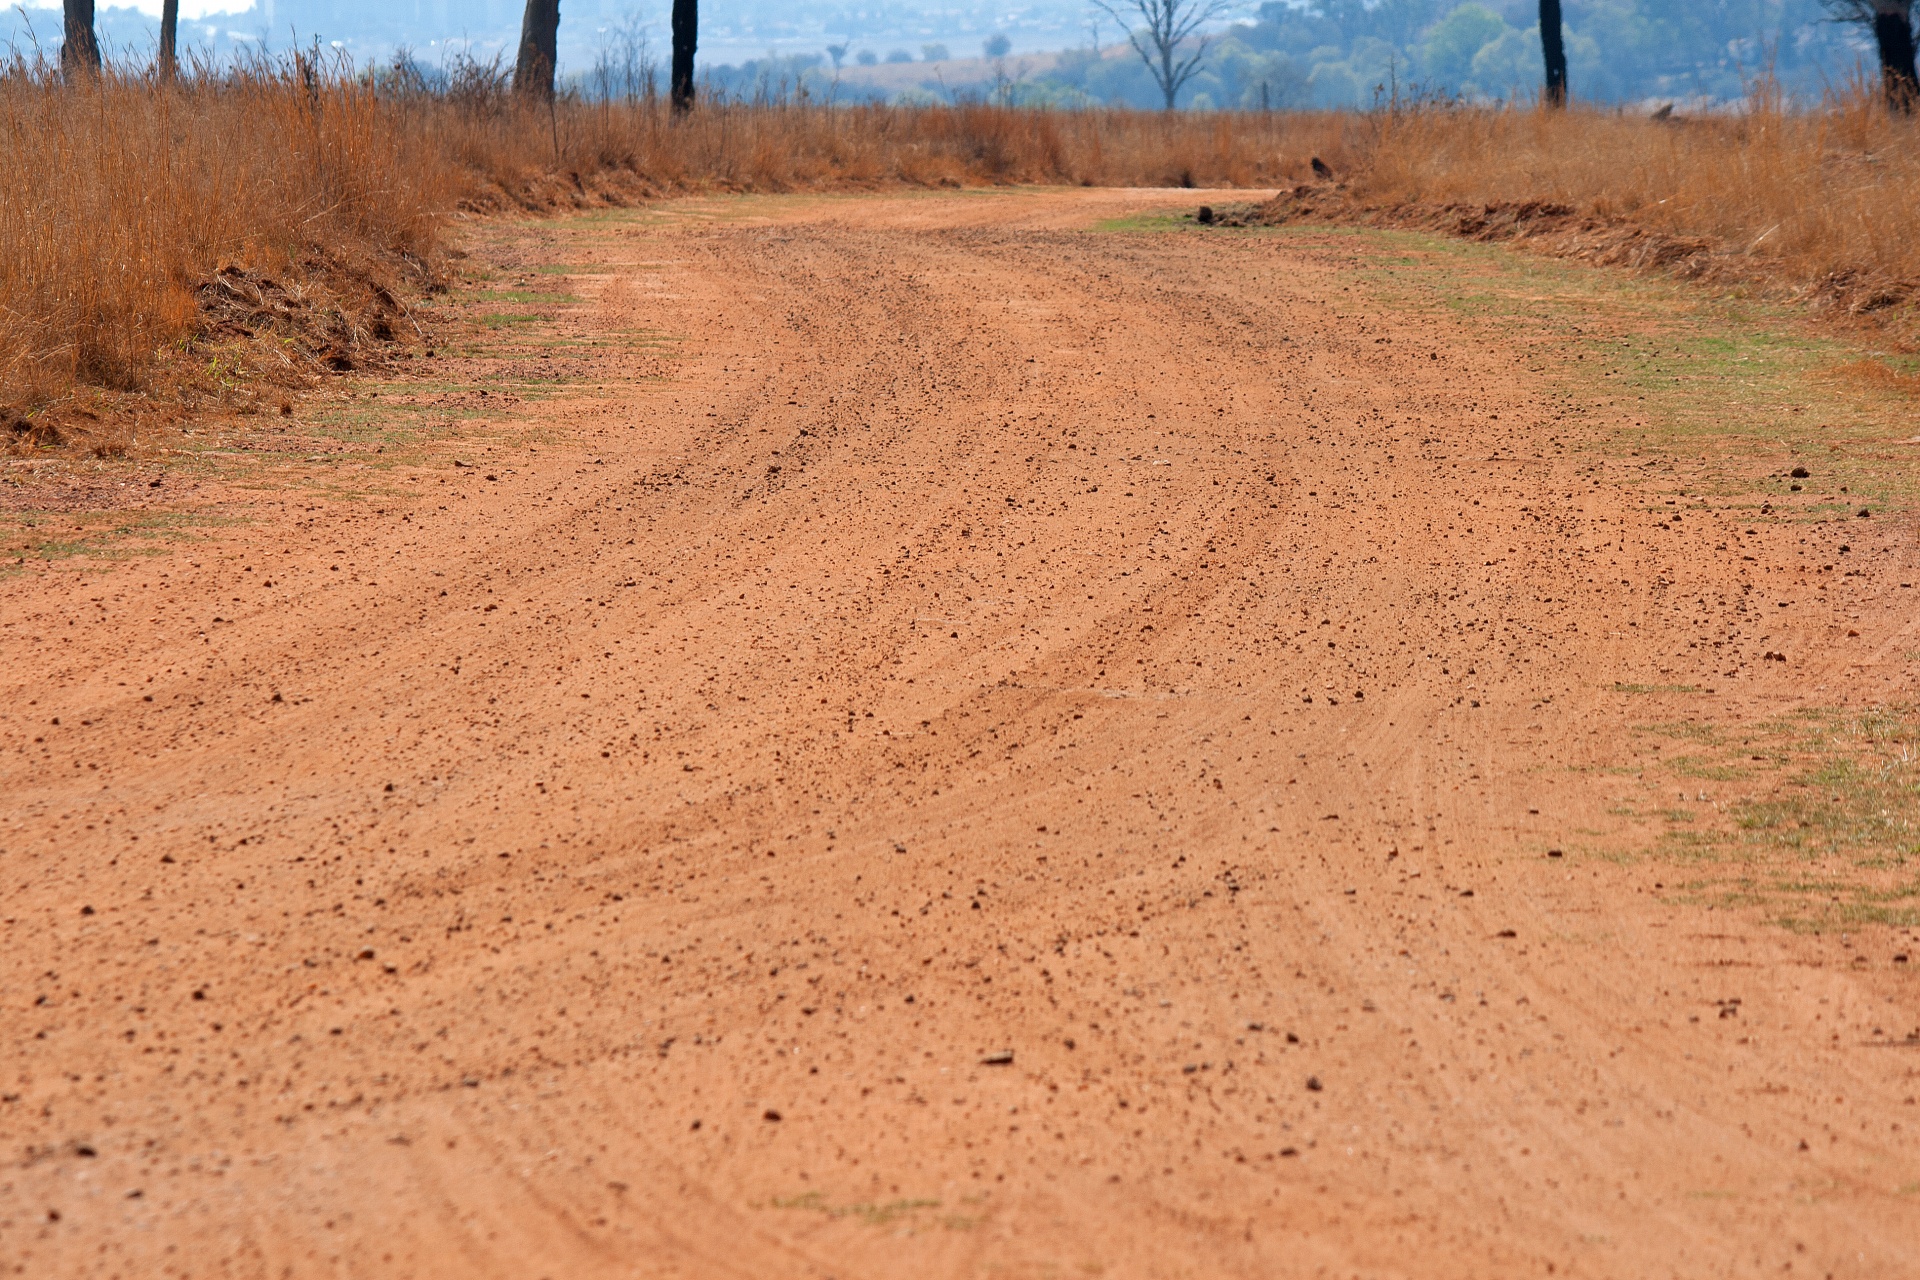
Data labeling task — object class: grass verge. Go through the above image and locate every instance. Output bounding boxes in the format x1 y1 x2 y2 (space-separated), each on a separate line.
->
1621 709 1920 932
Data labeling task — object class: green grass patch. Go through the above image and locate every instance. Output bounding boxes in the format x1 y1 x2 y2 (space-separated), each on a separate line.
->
1090 211 1191 233
473 289 579 305
765 1192 948 1228
1339 229 1916 518
1626 706 1920 931
0 508 244 574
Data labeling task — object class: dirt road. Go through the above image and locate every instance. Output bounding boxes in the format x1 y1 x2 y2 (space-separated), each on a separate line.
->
5 190 1918 1278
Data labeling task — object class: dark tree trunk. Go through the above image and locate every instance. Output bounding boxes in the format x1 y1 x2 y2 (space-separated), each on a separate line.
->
158 0 179 79
62 0 101 75
1538 0 1567 107
515 0 560 101
670 0 696 114
1873 2 1918 112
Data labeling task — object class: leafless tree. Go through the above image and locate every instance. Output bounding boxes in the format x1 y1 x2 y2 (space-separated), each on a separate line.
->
670 0 697 114
1825 0 1917 111
158 0 179 80
1538 0 1567 107
1091 0 1228 111
61 0 100 76
515 0 561 101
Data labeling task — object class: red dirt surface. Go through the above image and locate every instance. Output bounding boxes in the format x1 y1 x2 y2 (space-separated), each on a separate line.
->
5 190 1918 1278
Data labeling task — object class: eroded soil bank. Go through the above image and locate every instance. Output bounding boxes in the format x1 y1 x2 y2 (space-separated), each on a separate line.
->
4 189 1918 1279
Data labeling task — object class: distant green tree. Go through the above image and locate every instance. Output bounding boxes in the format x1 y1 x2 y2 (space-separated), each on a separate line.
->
984 32 1012 58
1420 3 1506 87
1092 0 1231 108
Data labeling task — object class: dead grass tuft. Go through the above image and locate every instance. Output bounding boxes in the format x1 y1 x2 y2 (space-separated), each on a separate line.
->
1828 358 1920 396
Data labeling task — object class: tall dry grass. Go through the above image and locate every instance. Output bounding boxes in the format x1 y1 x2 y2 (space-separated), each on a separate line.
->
1360 89 1920 303
0 60 443 413
440 97 1358 199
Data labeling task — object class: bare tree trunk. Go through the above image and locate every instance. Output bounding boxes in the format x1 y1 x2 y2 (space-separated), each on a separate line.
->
515 0 560 102
670 0 696 115
62 0 101 75
1873 0 1918 112
158 0 179 79
1538 0 1567 107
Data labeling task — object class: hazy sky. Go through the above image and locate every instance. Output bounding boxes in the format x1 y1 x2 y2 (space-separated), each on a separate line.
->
21 0 257 12
11 0 1098 67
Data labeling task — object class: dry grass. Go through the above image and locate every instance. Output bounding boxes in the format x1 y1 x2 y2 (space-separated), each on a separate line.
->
1340 89 1920 329
442 98 1357 203
0 60 444 439
3 60 1915 446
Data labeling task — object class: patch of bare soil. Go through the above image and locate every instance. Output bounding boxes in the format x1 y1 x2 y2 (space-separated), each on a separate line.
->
3 189 1917 1279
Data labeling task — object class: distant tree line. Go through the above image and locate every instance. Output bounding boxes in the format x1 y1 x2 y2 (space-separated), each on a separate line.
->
1026 0 1908 110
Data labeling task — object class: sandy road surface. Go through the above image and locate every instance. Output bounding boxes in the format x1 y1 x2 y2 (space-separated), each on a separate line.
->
5 190 1919 1278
